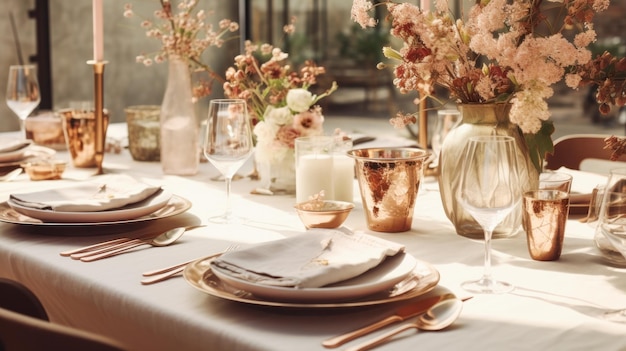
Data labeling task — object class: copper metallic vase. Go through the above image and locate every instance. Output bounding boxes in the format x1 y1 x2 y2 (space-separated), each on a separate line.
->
348 148 429 233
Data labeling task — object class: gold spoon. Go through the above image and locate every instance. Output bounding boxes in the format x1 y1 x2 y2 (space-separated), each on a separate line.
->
74 226 202 262
0 168 22 182
345 298 464 351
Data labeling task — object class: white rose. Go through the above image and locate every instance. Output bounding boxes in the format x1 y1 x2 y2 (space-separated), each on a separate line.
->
253 121 279 141
264 106 293 125
286 89 314 113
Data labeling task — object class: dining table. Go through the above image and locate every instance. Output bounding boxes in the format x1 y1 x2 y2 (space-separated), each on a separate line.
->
1 125 626 351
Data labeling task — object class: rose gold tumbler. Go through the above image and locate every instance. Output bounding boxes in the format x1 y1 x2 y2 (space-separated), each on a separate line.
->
59 108 109 168
522 190 569 261
348 148 429 232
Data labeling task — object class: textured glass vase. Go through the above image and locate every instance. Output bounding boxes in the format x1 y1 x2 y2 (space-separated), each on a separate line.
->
438 103 539 239
160 56 199 175
257 151 296 194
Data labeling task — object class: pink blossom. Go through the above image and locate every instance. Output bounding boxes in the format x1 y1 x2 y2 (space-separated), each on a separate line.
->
276 126 301 148
351 0 377 28
293 109 324 135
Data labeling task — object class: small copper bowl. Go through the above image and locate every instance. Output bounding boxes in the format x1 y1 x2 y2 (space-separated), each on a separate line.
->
21 159 67 180
294 200 354 229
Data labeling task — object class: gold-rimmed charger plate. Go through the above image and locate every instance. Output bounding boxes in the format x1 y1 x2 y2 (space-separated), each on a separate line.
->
0 194 191 226
183 256 440 308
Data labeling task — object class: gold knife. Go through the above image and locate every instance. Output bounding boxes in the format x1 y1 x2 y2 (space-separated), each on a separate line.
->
321 293 456 349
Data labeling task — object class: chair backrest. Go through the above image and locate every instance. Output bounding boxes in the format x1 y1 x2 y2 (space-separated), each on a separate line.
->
0 307 127 351
544 134 626 172
0 278 48 321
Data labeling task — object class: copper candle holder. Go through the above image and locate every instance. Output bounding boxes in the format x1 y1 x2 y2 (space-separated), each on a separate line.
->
87 60 108 175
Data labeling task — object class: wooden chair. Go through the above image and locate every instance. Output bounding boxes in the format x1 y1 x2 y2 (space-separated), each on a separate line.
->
0 278 48 321
544 134 626 173
0 278 126 351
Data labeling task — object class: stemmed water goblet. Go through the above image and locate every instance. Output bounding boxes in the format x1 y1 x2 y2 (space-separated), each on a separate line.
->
6 65 41 138
457 135 522 294
203 99 254 224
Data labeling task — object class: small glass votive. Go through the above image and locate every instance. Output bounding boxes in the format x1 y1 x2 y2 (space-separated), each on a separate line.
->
522 190 570 261
21 159 67 180
24 111 66 150
539 172 573 193
125 105 161 161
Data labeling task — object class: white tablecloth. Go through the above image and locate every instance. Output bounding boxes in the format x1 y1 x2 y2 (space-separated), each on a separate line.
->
1 143 626 351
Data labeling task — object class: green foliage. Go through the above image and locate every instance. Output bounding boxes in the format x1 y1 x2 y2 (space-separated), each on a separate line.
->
524 120 555 172
336 23 390 64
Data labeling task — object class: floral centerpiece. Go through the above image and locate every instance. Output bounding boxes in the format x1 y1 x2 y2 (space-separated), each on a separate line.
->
223 31 337 193
351 0 626 238
351 0 625 170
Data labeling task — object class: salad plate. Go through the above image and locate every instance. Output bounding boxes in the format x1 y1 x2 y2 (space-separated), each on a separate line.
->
0 194 191 226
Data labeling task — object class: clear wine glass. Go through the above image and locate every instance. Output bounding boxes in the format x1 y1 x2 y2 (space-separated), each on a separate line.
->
430 109 461 168
203 99 254 224
595 168 626 322
457 135 522 294
6 65 41 138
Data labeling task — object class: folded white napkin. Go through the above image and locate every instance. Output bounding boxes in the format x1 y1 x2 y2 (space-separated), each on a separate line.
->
9 174 161 212
211 227 405 289
556 167 607 195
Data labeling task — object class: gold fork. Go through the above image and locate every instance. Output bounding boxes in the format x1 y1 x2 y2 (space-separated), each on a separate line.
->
140 244 239 285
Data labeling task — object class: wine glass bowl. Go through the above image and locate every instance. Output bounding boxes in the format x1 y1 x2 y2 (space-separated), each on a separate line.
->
595 169 626 322
203 99 254 224
456 135 522 294
430 109 461 169
6 65 41 138
595 168 626 268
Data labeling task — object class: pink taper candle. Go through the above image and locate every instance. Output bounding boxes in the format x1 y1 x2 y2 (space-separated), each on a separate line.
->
421 0 430 12
93 0 104 61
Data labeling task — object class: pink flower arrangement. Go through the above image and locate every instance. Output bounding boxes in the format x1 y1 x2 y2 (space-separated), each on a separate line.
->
249 91 326 164
351 0 626 166
223 25 337 164
123 0 239 100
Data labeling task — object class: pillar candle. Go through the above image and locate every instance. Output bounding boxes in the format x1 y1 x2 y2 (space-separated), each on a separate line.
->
296 154 334 203
93 0 104 61
332 154 354 203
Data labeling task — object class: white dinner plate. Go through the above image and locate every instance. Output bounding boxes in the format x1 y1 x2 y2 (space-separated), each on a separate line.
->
211 252 417 302
0 148 28 163
0 194 191 227
0 140 33 162
0 144 56 168
184 255 440 308
7 189 173 223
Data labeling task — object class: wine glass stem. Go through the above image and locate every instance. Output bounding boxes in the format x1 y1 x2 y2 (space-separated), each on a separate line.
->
224 176 233 219
482 229 494 283
19 119 26 139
